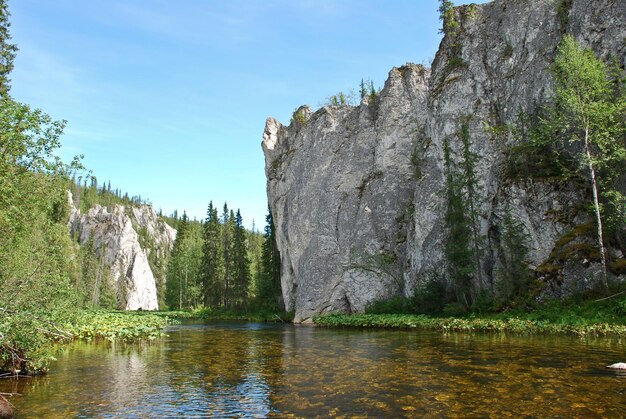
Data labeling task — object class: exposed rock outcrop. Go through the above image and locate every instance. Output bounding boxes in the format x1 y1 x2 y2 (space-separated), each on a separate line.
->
263 0 626 322
68 192 176 310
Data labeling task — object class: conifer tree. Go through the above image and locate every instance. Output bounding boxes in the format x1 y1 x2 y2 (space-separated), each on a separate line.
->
232 209 251 309
256 207 283 311
0 0 16 98
200 202 223 307
459 120 485 291
166 212 188 309
443 138 474 308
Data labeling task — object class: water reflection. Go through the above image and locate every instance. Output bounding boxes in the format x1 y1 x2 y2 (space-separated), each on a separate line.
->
1 321 625 417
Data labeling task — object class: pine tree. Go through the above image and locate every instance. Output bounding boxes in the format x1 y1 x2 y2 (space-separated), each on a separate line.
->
443 138 474 309
256 207 283 311
166 212 188 309
232 209 251 309
200 202 223 307
496 206 533 304
459 120 485 291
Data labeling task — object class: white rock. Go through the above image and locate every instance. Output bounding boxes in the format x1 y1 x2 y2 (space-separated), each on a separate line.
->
68 192 175 310
606 363 626 370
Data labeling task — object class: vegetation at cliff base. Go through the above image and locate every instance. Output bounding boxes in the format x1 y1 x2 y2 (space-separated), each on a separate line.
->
314 296 626 337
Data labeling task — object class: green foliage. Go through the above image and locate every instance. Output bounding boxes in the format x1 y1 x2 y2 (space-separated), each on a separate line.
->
165 212 204 310
200 202 224 307
290 107 309 125
524 36 626 290
315 294 626 336
356 170 383 199
412 272 448 314
438 0 458 35
254 207 283 312
410 143 422 179
0 0 16 99
0 94 82 373
495 206 534 305
65 311 169 342
443 137 475 308
557 0 573 27
325 90 356 107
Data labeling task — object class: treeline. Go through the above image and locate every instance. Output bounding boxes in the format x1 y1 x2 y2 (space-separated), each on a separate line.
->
69 175 151 213
165 203 283 313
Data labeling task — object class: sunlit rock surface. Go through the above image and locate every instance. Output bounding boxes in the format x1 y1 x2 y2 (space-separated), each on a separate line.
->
68 192 176 310
263 0 626 322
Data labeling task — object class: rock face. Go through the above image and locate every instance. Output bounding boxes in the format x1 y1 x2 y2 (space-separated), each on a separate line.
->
263 0 626 322
68 193 176 310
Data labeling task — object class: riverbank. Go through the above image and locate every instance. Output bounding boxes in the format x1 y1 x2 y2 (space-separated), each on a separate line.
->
0 310 173 375
158 308 294 323
313 298 626 337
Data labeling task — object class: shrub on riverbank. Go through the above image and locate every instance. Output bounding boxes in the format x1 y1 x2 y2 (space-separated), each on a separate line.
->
313 313 626 337
65 311 170 342
0 311 172 375
315 296 626 337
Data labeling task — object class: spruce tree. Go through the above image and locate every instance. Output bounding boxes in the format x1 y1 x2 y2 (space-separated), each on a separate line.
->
200 202 223 307
166 212 188 309
256 207 283 311
459 120 485 291
443 138 474 308
232 209 251 309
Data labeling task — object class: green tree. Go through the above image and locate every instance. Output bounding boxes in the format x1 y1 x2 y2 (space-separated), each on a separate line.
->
0 0 83 370
438 0 457 35
200 202 223 307
443 138 474 308
496 206 533 304
232 209 251 309
0 0 16 98
538 36 626 291
255 207 283 311
166 212 189 309
459 119 485 291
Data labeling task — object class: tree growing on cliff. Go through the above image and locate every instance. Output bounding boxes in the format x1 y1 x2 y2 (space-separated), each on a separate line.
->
443 138 475 308
459 119 486 291
255 207 283 312
536 36 626 291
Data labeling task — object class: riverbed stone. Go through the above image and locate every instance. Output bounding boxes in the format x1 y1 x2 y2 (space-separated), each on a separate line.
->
606 363 626 370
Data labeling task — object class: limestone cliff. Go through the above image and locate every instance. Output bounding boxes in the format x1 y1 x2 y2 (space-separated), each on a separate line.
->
263 0 626 322
68 193 176 310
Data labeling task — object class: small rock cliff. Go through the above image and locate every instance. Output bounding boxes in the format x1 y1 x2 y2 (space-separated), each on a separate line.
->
263 0 626 322
68 193 176 310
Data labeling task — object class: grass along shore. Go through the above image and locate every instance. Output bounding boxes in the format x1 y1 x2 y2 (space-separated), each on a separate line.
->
313 297 626 337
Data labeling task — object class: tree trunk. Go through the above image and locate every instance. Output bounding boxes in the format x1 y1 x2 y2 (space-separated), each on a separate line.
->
585 125 609 292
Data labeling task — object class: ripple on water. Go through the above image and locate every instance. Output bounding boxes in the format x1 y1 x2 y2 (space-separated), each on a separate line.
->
1 322 625 417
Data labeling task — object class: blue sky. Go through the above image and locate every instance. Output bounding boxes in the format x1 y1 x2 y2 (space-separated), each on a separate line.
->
10 0 455 229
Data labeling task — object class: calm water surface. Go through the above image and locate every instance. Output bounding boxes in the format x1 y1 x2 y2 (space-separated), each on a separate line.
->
1 320 625 417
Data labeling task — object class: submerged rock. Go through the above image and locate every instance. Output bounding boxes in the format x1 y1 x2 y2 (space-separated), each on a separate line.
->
263 0 626 322
606 363 626 370
0 395 13 419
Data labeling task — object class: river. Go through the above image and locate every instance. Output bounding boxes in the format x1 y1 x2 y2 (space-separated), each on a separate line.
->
1 320 625 417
